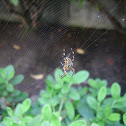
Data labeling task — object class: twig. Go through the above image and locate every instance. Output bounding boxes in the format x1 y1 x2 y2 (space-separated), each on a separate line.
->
89 0 126 34
2 0 27 26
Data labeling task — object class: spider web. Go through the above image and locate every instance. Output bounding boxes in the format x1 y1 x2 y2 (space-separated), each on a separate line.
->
0 0 126 99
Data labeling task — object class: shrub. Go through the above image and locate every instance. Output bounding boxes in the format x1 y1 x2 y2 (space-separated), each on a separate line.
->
0 98 85 126
0 65 28 120
38 69 126 126
0 68 126 126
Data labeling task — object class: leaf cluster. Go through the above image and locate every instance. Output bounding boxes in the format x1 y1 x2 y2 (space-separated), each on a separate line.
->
0 65 28 119
1 68 126 126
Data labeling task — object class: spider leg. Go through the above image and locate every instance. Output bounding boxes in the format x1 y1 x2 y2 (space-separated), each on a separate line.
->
59 67 67 79
60 72 67 79
71 48 74 62
63 49 66 61
60 62 64 66
71 68 75 76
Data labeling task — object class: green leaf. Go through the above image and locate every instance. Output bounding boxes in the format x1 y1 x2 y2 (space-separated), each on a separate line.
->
46 86 53 94
53 112 60 118
65 101 75 121
39 97 50 105
54 83 63 90
40 90 49 98
77 96 94 119
13 90 21 96
41 121 52 126
98 86 107 103
104 105 111 116
0 77 5 84
6 84 14 92
41 105 52 121
14 103 22 116
46 75 55 86
22 98 31 114
0 68 6 78
69 120 86 126
107 113 120 121
100 80 107 87
51 113 60 126
30 115 42 126
88 79 97 89
11 75 24 85
63 73 73 83
4 65 15 81
0 68 6 84
52 96 60 106
91 123 99 126
61 84 70 94
24 116 33 124
123 113 126 125
74 114 80 121
6 107 13 116
54 68 63 82
89 88 97 97
87 96 98 110
113 97 126 112
111 82 121 99
3 117 14 126
2 91 8 96
10 0 19 6
96 110 104 120
12 123 20 126
97 121 105 126
7 96 13 103
69 87 80 100
73 70 89 84
79 87 88 97
10 116 20 123
15 92 28 102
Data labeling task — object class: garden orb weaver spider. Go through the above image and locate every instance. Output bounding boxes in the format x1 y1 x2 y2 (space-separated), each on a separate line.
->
59 48 75 79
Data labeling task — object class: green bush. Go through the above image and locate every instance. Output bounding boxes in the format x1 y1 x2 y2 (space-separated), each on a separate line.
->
0 98 85 126
38 69 126 126
0 68 126 126
0 65 28 119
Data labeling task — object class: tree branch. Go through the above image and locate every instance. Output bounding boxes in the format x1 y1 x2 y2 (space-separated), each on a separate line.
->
2 0 22 16
89 0 126 34
32 0 48 18
31 0 49 28
2 0 27 26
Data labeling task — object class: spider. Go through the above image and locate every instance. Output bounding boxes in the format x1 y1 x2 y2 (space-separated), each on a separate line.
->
59 48 75 79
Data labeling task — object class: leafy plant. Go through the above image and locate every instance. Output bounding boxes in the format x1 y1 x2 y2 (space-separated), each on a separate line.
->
38 69 126 126
77 79 126 126
1 98 86 126
0 65 28 119
38 68 89 125
1 68 126 126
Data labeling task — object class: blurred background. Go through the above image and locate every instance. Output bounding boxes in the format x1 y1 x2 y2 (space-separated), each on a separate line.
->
0 0 126 96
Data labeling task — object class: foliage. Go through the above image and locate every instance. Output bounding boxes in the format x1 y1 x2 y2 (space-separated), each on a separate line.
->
38 68 126 126
0 68 126 126
0 65 28 119
38 69 89 125
0 98 86 126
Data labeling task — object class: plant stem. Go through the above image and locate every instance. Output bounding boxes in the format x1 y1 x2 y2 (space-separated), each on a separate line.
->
59 98 65 114
50 89 55 112
58 82 72 114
